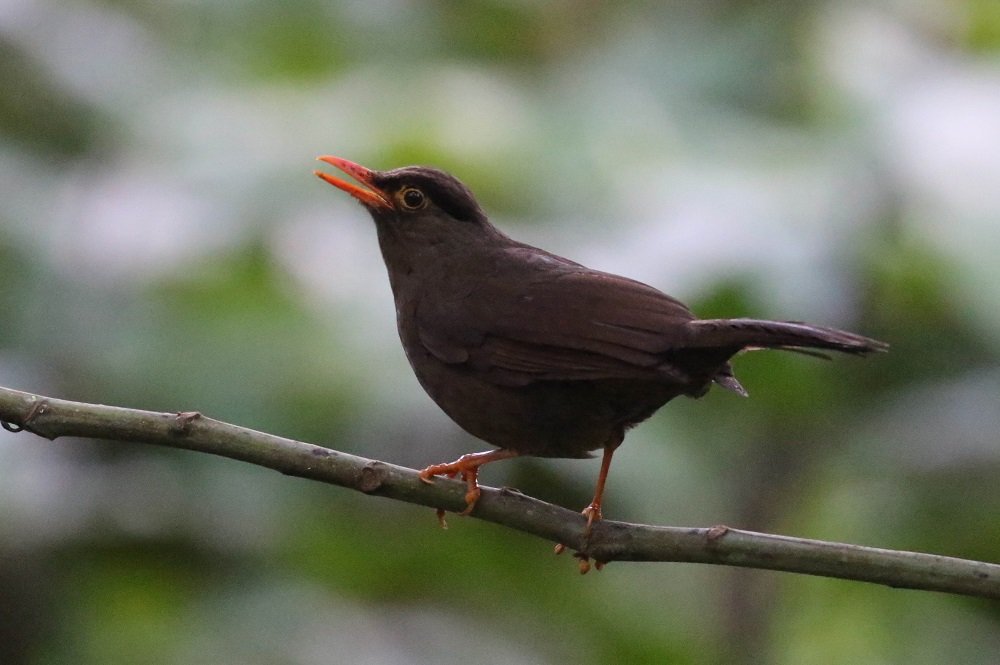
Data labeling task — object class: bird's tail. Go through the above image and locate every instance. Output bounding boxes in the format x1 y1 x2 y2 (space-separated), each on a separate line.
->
686 318 888 356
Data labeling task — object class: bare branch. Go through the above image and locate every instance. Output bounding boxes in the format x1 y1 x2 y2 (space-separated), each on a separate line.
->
0 385 996 598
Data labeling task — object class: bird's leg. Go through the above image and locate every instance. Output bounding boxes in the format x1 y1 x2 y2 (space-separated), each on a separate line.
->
582 437 622 536
555 435 623 573
419 449 519 515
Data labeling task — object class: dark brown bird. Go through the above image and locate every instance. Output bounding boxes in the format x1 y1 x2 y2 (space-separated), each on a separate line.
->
315 155 887 533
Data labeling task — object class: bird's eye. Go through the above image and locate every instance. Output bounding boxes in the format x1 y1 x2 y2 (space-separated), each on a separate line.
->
399 187 426 210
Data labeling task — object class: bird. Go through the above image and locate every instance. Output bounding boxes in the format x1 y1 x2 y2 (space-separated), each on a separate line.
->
314 155 887 538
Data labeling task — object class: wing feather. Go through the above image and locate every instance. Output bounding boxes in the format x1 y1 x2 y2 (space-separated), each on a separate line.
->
414 254 696 386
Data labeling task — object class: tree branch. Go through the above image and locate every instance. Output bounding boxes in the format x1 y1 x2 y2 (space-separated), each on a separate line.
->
0 385 996 598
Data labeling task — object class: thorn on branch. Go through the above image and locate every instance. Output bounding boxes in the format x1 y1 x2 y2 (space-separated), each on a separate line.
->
2 399 51 438
1 419 23 432
707 525 730 542
170 411 202 435
357 461 385 493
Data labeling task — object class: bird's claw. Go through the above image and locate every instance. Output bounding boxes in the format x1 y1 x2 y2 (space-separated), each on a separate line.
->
459 483 481 515
552 503 609 571
581 502 603 537
419 450 517 525
419 460 482 517
572 551 607 574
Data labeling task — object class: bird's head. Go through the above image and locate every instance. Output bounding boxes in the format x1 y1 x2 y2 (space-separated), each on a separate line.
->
315 156 488 230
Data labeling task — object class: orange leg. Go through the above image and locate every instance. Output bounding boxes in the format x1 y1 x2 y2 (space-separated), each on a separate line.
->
419 449 519 515
554 438 622 573
581 438 621 535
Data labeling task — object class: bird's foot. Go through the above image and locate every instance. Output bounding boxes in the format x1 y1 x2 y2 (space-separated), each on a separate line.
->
581 502 603 537
553 545 606 574
552 503 607 572
419 459 482 515
576 554 607 575
418 449 519 520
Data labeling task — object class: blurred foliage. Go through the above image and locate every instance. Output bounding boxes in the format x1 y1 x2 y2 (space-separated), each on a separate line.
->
0 38 108 156
965 0 1000 50
1 1 999 664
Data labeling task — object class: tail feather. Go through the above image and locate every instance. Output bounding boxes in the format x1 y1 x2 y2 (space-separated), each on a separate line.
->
713 367 749 397
687 318 888 356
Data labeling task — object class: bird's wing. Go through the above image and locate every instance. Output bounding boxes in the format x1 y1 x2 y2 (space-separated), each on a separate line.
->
415 252 699 387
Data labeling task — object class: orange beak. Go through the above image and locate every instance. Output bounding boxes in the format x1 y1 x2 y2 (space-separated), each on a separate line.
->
314 156 392 209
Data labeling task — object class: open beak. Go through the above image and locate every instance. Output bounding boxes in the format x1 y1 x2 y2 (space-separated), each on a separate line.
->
314 156 392 209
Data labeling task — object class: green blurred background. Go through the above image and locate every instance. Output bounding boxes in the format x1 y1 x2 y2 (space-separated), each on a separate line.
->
1 1 999 663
